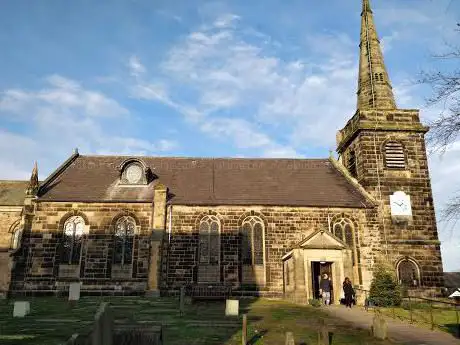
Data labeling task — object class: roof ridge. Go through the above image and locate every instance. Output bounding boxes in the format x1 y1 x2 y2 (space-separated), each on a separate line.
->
79 154 328 161
0 180 29 183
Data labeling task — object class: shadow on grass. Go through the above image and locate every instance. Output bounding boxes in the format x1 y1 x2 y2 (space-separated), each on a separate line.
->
442 323 460 338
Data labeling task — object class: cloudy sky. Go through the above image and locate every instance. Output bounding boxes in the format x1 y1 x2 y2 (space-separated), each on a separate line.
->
0 0 459 271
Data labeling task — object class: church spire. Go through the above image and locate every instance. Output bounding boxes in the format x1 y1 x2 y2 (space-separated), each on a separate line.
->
357 0 397 110
26 161 39 196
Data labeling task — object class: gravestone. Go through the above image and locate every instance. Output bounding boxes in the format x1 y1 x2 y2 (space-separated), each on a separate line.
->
285 332 295 345
372 313 388 340
317 319 330 345
69 282 81 301
13 301 30 317
225 299 239 316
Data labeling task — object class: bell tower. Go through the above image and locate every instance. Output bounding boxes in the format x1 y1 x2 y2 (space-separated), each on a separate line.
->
336 0 443 292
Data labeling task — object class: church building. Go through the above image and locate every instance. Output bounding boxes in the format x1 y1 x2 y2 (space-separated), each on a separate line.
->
0 0 444 303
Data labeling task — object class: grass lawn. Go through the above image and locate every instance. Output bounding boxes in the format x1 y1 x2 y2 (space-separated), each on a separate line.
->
377 304 460 336
0 297 394 345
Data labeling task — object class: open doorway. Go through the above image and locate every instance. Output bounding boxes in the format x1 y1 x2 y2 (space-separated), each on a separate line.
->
311 261 333 301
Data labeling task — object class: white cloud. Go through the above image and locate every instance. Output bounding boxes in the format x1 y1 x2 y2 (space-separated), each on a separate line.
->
0 75 178 178
128 56 146 78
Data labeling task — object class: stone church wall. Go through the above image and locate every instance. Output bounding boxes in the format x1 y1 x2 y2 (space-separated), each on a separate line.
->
11 202 153 294
0 206 22 249
163 205 378 295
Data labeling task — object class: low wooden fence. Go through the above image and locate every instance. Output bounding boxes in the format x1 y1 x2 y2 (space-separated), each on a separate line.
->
356 289 460 338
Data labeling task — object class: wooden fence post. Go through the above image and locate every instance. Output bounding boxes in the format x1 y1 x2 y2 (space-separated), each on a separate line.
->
180 286 185 316
429 299 434 331
242 314 247 345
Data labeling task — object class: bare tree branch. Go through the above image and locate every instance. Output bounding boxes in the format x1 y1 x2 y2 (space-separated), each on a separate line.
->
419 27 460 221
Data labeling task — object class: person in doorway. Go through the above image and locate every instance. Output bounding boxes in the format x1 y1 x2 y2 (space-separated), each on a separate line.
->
343 277 355 308
319 273 332 305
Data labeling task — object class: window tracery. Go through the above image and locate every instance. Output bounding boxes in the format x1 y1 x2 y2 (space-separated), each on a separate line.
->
61 215 85 265
199 215 220 264
113 216 136 265
241 216 265 266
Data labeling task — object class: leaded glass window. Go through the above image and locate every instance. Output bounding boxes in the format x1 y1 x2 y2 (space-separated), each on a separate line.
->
241 216 265 266
332 218 357 265
62 216 85 265
199 215 220 264
10 224 22 250
113 216 136 265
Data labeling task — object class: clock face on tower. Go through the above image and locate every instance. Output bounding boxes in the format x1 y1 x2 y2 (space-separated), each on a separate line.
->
390 191 412 217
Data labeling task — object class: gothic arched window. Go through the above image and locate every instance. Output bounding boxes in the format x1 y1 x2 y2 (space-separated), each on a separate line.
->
332 217 356 265
384 141 405 169
199 215 220 264
241 216 265 266
10 223 22 250
62 216 85 265
113 216 136 265
397 259 420 287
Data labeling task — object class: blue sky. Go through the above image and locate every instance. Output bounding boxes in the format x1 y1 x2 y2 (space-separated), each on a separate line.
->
0 0 459 271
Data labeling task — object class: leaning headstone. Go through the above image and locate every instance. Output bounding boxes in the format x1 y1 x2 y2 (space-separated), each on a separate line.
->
13 301 30 318
68 282 81 301
372 313 388 340
225 299 239 316
285 332 295 345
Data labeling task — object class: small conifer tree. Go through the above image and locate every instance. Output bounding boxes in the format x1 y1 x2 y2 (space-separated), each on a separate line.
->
369 263 402 307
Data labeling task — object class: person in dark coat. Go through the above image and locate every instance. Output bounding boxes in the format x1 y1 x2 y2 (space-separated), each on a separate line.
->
343 277 355 308
319 273 332 305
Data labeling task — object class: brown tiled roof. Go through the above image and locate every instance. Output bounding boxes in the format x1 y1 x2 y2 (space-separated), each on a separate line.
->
0 181 28 206
37 155 372 208
444 272 460 288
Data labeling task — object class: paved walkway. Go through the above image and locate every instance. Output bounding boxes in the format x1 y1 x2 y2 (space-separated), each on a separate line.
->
323 305 460 345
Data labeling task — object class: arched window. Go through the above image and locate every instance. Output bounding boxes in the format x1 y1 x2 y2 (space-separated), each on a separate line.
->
384 141 405 169
199 215 220 264
10 223 22 250
62 216 85 265
113 216 136 265
332 218 356 265
397 259 420 287
241 216 265 266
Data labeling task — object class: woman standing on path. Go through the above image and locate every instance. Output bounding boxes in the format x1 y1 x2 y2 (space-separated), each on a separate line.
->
343 277 355 308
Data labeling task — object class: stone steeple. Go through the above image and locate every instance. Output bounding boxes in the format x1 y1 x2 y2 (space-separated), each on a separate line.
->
26 161 39 196
357 0 397 110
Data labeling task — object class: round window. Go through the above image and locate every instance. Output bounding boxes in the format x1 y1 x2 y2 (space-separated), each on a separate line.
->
126 164 143 184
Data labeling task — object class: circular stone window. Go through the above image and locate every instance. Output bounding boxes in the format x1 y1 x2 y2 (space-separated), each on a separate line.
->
125 164 143 184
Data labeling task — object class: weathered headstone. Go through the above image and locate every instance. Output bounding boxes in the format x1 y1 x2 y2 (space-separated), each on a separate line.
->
13 301 30 317
317 319 330 345
372 313 388 340
69 282 81 301
92 302 113 345
225 299 239 316
285 332 295 345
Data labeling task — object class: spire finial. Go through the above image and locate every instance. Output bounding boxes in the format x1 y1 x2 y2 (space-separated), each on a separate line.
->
26 161 39 196
357 0 397 110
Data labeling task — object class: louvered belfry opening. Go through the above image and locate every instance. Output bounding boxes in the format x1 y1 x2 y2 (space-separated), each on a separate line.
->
384 141 405 169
